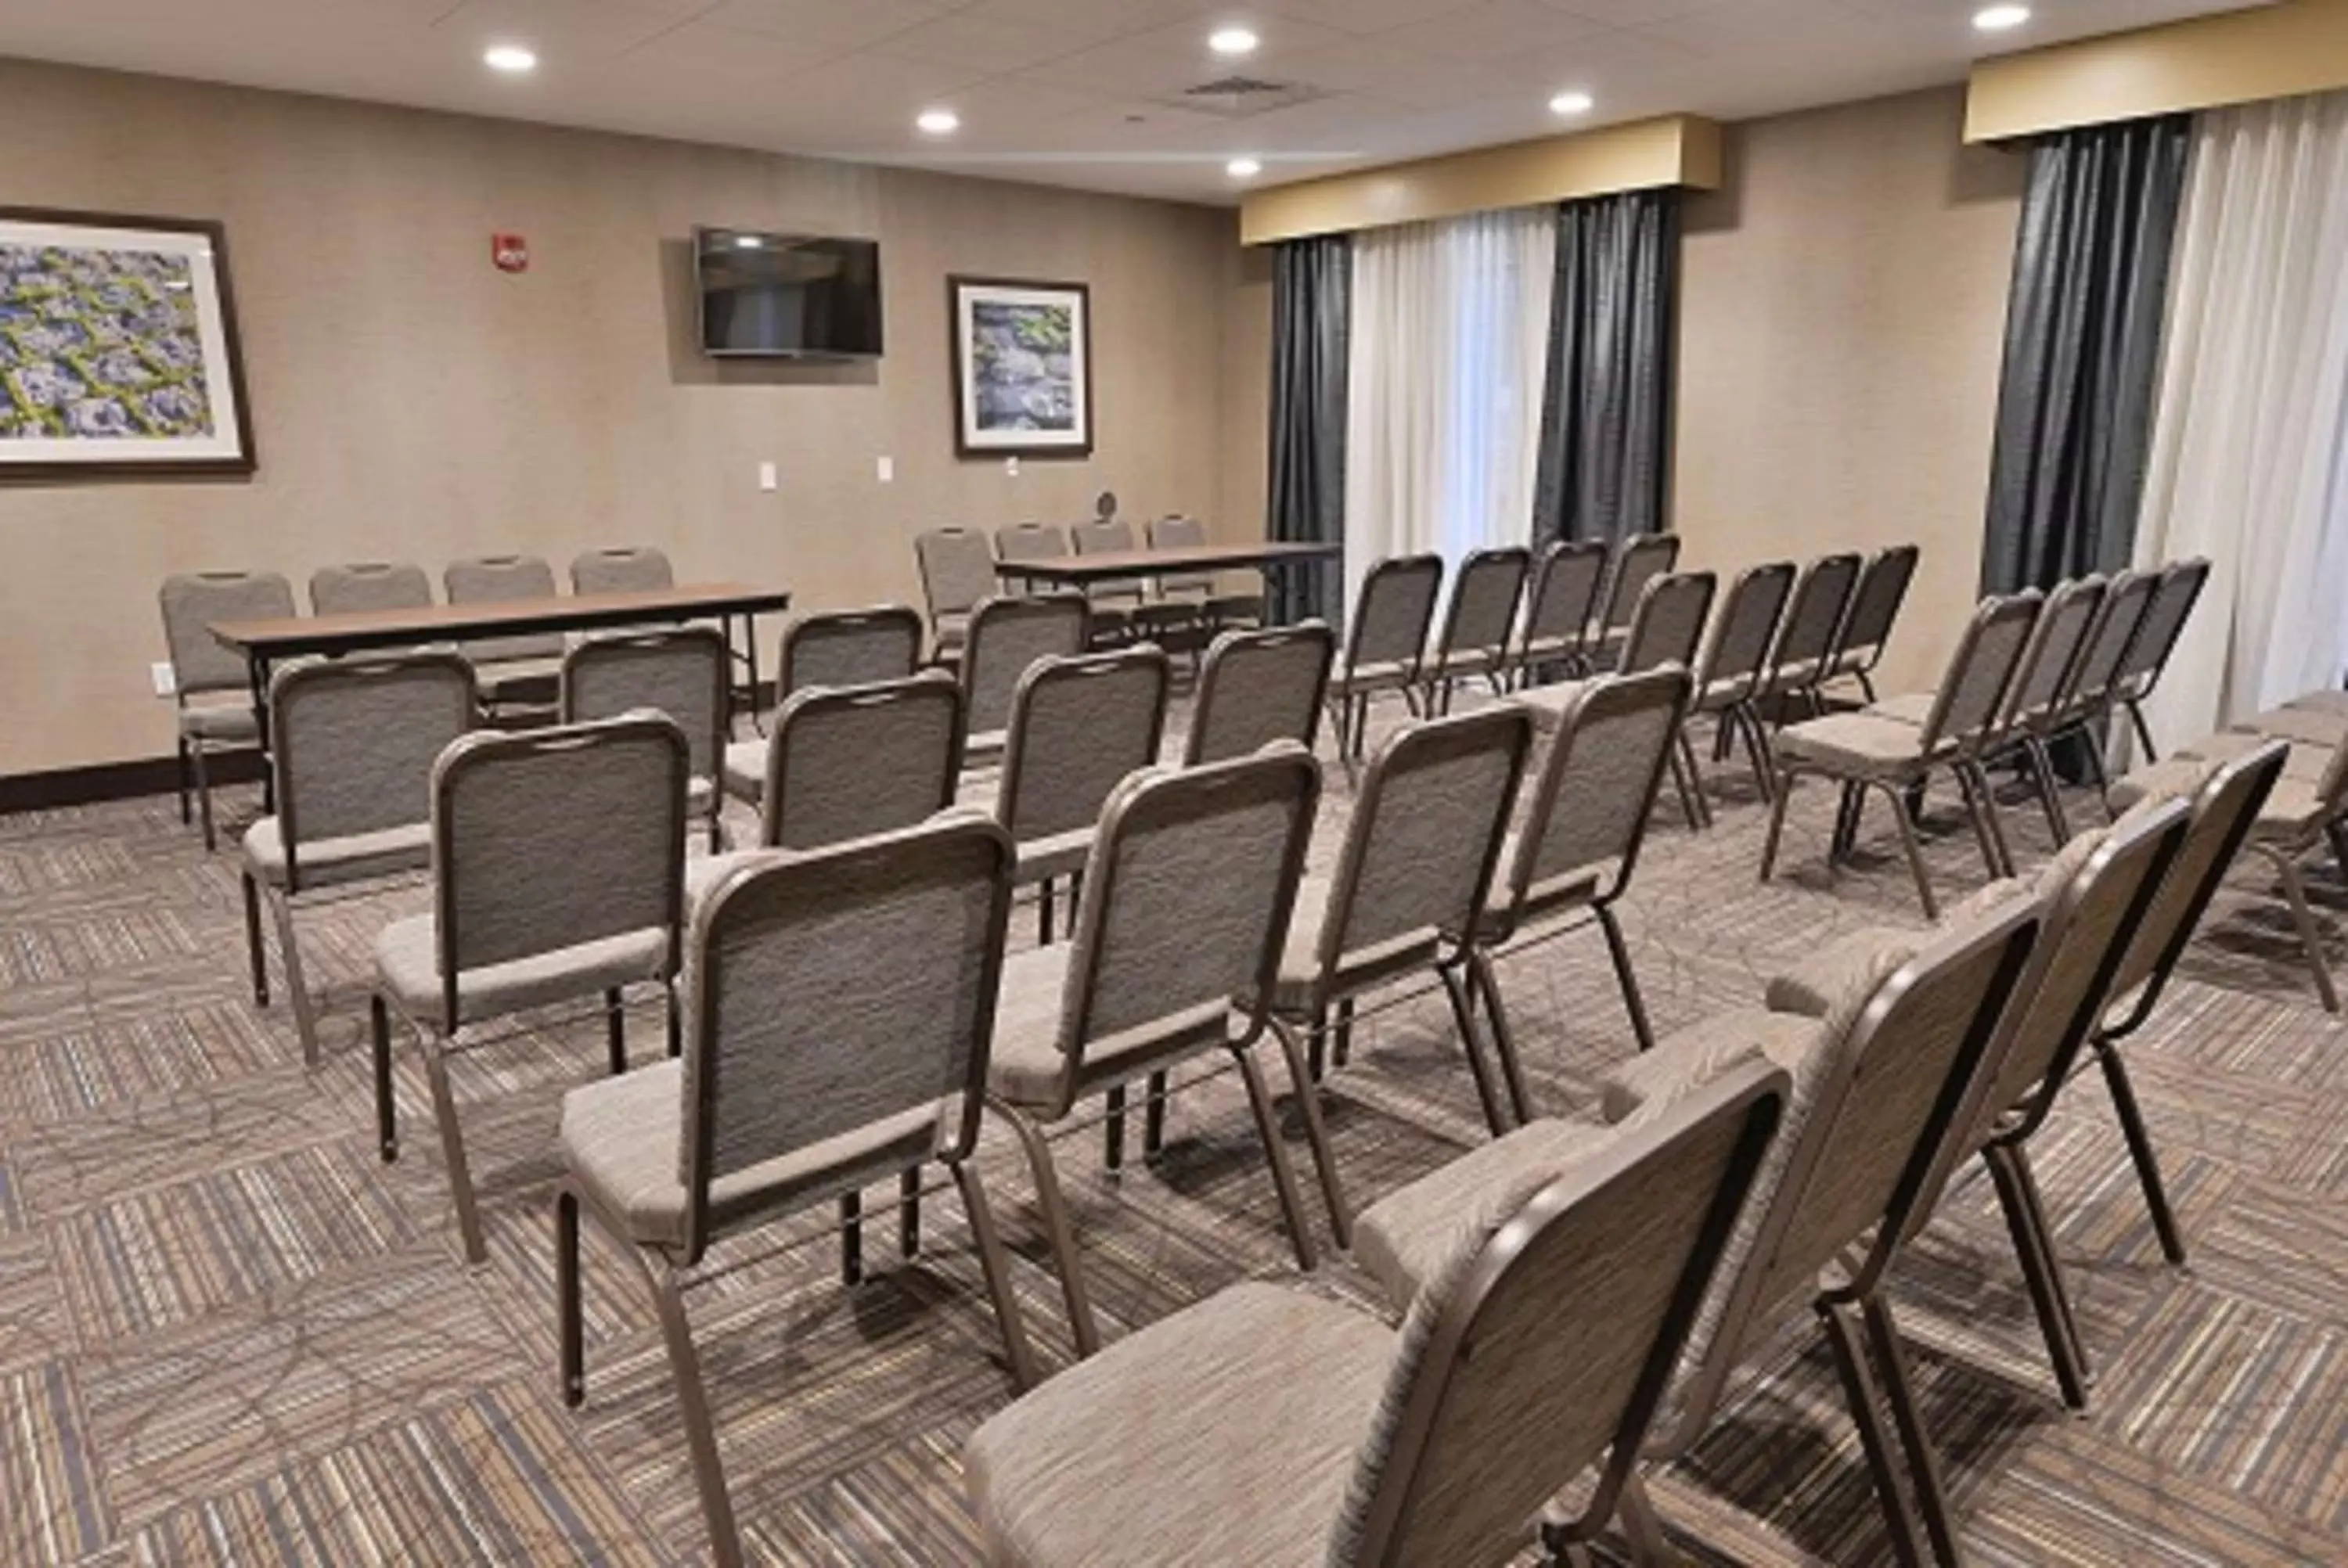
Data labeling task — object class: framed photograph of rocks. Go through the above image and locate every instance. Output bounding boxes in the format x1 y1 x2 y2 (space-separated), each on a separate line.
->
0 207 256 481
949 276 1092 459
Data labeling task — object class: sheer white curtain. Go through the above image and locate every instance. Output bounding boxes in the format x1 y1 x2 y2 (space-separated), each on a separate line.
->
2135 90 2348 746
1342 208 1557 619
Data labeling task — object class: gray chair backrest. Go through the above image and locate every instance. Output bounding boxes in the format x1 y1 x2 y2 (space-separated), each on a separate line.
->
679 815 1017 1260
1917 592 2043 754
778 606 924 697
1600 533 1681 635
999 647 1173 843
1694 562 1795 704
1346 555 1445 675
760 673 964 851
431 714 689 1027
1433 548 1530 669
1147 514 1218 596
1619 570 1716 678
1501 667 1693 919
996 523 1071 565
1830 545 1920 676
2005 575 2106 730
561 627 729 784
2116 557 2211 698
270 653 477 886
1053 750 1321 1095
915 528 998 624
1184 621 1334 766
1332 1059 1788 1568
1070 516 1144 602
1314 707 1533 977
1765 552 1862 692
570 546 674 595
963 594 1090 739
160 570 296 695
310 563 431 617
2106 743 2286 1009
444 554 564 664
2063 568 2156 717
1519 539 1608 663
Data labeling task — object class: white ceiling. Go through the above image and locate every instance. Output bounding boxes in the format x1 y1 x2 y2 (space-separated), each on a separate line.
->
0 0 2269 203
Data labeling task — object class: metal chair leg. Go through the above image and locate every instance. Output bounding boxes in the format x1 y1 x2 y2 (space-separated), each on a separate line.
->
1437 962 1512 1136
665 978 682 1059
2026 736 2073 845
176 735 193 825
949 1158 1039 1390
1982 1144 2089 1411
1874 779 1941 920
1469 948 1536 1125
423 1039 487 1265
1230 1039 1323 1271
603 987 628 1076
2126 699 2158 762
1759 768 1797 883
839 1191 863 1285
1667 743 1705 832
1038 878 1055 946
2006 1141 2094 1389
1817 1297 1931 1568
192 740 217 853
1332 996 1355 1069
370 994 397 1161
1679 728 1715 829
1594 902 1658 1056
899 1167 921 1259
2092 1039 2187 1268
989 1092 1100 1357
1738 706 1778 801
555 1185 585 1405
2267 849 2340 1012
1862 1290 1964 1567
1267 1015 1352 1248
265 886 322 1065
1970 761 2015 877
242 871 268 1006
1616 1473 1676 1567
649 1259 744 1568
1142 1070 1169 1158
1104 1084 1127 1172
1953 762 2011 880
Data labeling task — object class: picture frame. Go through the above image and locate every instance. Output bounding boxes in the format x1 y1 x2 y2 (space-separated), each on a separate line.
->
949 275 1093 459
0 206 257 481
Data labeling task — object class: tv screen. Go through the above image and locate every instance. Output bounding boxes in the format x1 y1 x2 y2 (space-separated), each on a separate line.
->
695 228 882 358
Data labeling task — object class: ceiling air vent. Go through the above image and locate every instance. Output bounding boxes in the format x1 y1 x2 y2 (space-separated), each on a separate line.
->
1156 75 1326 119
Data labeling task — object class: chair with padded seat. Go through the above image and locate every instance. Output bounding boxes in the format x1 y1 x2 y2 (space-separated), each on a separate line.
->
445 554 567 714
1510 537 1608 689
959 593 1091 762
1820 544 1920 705
1182 621 1333 767
1682 562 1795 814
569 545 673 595
1072 515 1192 648
984 747 1327 1358
1756 551 1863 728
1149 512 1263 628
1421 546 1530 714
915 527 999 663
1614 570 1718 828
555 814 1037 1568
310 561 433 617
1325 554 1443 764
562 628 730 851
2039 567 2157 804
1589 532 1680 659
160 569 297 851
774 605 923 702
2108 556 2210 761
240 653 477 1065
719 672 964 852
964 1056 1788 1568
373 714 690 1265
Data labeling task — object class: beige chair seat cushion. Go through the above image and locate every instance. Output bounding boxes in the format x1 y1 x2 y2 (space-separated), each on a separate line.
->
1328 659 1411 696
721 739 764 804
965 1281 1389 1568
966 728 1007 762
2115 757 2332 840
376 916 668 1027
1476 831 1604 936
1014 826 1093 886
560 1059 938 1248
1868 691 1936 726
1269 874 1439 1014
2285 689 2348 718
1352 1117 1613 1307
180 701 261 742
242 817 430 890
1599 1009 1825 1126
1774 711 1936 780
2233 707 2347 746
2180 730 2331 780
1766 930 1929 1018
988 944 1231 1109
934 612 970 650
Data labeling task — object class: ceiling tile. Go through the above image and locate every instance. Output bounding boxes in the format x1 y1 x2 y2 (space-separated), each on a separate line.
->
868 12 1092 74
699 0 953 51
1374 0 1607 64
435 0 715 63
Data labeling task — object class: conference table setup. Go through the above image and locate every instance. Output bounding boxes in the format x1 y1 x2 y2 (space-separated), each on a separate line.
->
992 538 1339 601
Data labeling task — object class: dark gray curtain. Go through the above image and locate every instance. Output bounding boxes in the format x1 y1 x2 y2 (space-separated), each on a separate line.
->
1981 115 2191 592
1532 189 1678 546
1266 234 1350 624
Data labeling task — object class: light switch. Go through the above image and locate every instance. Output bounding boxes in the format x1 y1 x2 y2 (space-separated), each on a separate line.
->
758 462 778 491
1005 456 1021 478
877 455 895 484
150 661 177 697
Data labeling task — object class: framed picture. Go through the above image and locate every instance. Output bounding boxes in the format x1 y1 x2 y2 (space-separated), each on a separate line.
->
949 276 1092 459
0 207 257 480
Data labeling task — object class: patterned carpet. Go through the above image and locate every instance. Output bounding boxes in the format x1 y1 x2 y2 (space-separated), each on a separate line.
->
2 697 2344 1567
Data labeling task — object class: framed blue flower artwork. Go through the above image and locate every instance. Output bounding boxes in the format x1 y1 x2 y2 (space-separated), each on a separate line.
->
949 276 1093 459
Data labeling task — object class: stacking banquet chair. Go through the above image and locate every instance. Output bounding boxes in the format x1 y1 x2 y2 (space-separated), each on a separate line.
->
1148 512 1263 628
719 606 924 800
1351 889 2041 1568
1489 669 1694 1058
1326 554 1443 765
2038 567 2157 804
1421 545 1530 714
991 646 1172 943
963 1058 1789 1568
960 593 1090 761
568 545 673 595
1615 570 1718 829
984 747 1327 1358
1820 543 1921 704
1760 592 2043 917
554 815 1037 1568
1266 707 1536 1154
1181 621 1333 766
1510 537 1608 689
561 628 729 851
914 527 999 664
2109 556 2211 761
996 522 1074 589
444 553 567 715
1682 561 1795 811
717 673 963 857
310 561 433 617
1589 531 1681 667
241 653 477 1065
373 714 690 1265
1756 551 1863 724
160 569 296 851
1073 515 1193 648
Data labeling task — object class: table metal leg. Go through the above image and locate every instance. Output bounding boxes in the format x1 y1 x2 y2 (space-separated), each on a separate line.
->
248 653 275 812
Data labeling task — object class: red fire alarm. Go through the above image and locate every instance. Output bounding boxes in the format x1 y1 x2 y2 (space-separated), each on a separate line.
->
492 232 529 273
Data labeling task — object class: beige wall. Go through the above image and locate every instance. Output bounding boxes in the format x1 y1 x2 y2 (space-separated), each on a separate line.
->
0 58 1247 775
1673 85 2023 692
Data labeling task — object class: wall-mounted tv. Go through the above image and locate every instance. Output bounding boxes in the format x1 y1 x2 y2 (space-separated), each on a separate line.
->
694 228 883 359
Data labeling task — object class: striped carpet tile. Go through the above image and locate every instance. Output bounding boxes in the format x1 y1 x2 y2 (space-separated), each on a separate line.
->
0 1358 113 1563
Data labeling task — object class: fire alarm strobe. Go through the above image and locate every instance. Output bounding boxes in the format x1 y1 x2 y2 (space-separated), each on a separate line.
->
492 232 528 273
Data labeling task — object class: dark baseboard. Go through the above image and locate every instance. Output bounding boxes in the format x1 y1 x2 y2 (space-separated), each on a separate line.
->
0 747 268 814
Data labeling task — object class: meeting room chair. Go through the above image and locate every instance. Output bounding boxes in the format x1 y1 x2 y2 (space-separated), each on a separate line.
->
1616 569 1719 828
159 569 296 851
1149 512 1263 627
445 553 567 714
1820 543 1921 704
913 527 999 663
1071 515 1191 647
774 604 923 699
2040 567 2158 804
309 561 433 617
1325 553 1443 764
1684 560 1796 807
372 714 690 1265
1181 621 1334 766
553 815 1037 1568
1421 545 1529 713
1590 531 1681 664
959 592 1090 760
1510 537 1608 688
2109 556 2212 761
1757 551 1863 722
569 545 674 595
963 1057 1788 1568
984 747 1325 1358
240 653 477 1065
561 628 729 851
721 671 964 851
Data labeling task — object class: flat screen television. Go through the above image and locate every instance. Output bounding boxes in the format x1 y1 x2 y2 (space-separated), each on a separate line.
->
694 228 883 359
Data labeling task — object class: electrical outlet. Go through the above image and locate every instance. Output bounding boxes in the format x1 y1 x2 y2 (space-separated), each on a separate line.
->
1004 456 1021 478
876 455 894 484
758 461 778 491
150 661 177 697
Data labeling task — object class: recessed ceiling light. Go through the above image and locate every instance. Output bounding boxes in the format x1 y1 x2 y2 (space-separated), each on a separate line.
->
733 235 763 250
1548 89 1594 117
1973 5 2030 31
1209 26 1259 56
483 44 537 74
1226 156 1262 179
916 106 960 135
